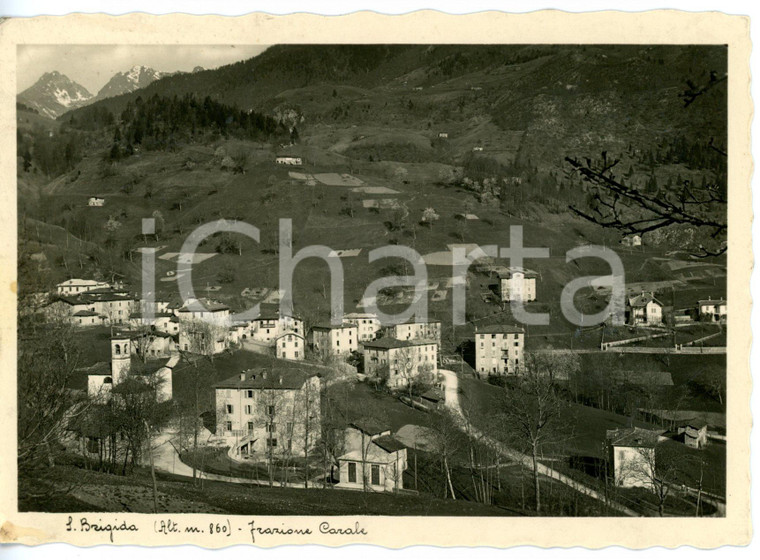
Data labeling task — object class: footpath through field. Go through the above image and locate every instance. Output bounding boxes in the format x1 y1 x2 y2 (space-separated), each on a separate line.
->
439 370 639 517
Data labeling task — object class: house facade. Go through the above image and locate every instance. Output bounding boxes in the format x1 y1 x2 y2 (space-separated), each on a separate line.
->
627 293 663 326
214 368 321 459
45 291 135 327
363 338 438 388
385 320 442 344
498 267 537 302
344 312 382 342
336 420 407 492
698 298 727 323
275 331 305 361
56 278 111 295
309 323 358 356
676 424 708 449
474 324 525 375
250 311 304 344
606 427 663 489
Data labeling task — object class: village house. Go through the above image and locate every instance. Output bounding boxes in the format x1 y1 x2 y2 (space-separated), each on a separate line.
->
178 328 228 355
385 320 442 344
498 267 538 303
87 196 105 207
675 423 708 449
363 338 438 388
129 311 176 333
309 323 359 356
474 324 525 376
336 419 407 493
56 278 111 296
86 333 174 404
130 331 176 360
214 367 321 459
698 297 727 323
620 234 642 248
626 292 663 326
606 427 665 489
275 155 303 166
275 331 305 361
250 309 304 344
344 312 382 342
45 291 135 327
176 299 231 326
437 132 448 138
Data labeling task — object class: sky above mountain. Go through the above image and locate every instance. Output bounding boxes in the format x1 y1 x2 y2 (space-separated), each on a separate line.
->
17 44 269 93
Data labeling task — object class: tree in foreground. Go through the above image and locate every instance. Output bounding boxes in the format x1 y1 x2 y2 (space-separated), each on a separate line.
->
499 353 577 513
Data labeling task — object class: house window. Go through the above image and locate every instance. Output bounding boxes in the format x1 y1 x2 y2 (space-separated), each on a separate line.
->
226 404 233 414
371 464 381 486
267 405 275 416
225 421 232 431
267 423 276 433
244 405 252 414
246 390 253 398
247 422 254 433
348 462 357 483
286 422 293 434
295 351 299 358
267 438 277 447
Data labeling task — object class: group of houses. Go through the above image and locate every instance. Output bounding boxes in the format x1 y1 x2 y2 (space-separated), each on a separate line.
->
213 364 408 492
625 292 727 326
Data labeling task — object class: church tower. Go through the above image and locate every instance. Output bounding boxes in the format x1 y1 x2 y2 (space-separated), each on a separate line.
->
110 333 131 385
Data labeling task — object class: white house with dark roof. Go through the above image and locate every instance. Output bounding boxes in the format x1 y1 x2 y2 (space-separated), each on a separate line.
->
498 267 538 303
344 312 382 342
309 323 358 356
385 319 442 344
697 297 727 323
626 292 663 326
56 278 111 296
214 367 321 458
275 330 305 361
336 419 408 492
363 337 438 388
606 427 666 489
474 324 525 375
44 291 135 327
176 298 231 326
250 308 304 344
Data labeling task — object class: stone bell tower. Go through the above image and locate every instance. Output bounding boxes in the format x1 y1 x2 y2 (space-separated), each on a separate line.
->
110 333 131 385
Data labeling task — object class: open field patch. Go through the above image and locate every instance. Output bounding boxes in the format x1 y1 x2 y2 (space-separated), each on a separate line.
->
314 172 364 187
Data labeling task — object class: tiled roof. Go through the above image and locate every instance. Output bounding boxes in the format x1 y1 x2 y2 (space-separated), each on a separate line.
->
475 324 525 334
350 417 391 436
214 367 311 390
311 322 356 330
373 435 406 453
628 293 662 308
606 427 662 448
362 337 436 349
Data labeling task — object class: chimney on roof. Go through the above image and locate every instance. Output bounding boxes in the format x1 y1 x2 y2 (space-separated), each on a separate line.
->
239 373 246 381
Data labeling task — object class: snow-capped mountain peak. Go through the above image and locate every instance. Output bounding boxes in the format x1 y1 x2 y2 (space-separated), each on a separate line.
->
17 71 93 118
94 65 167 101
